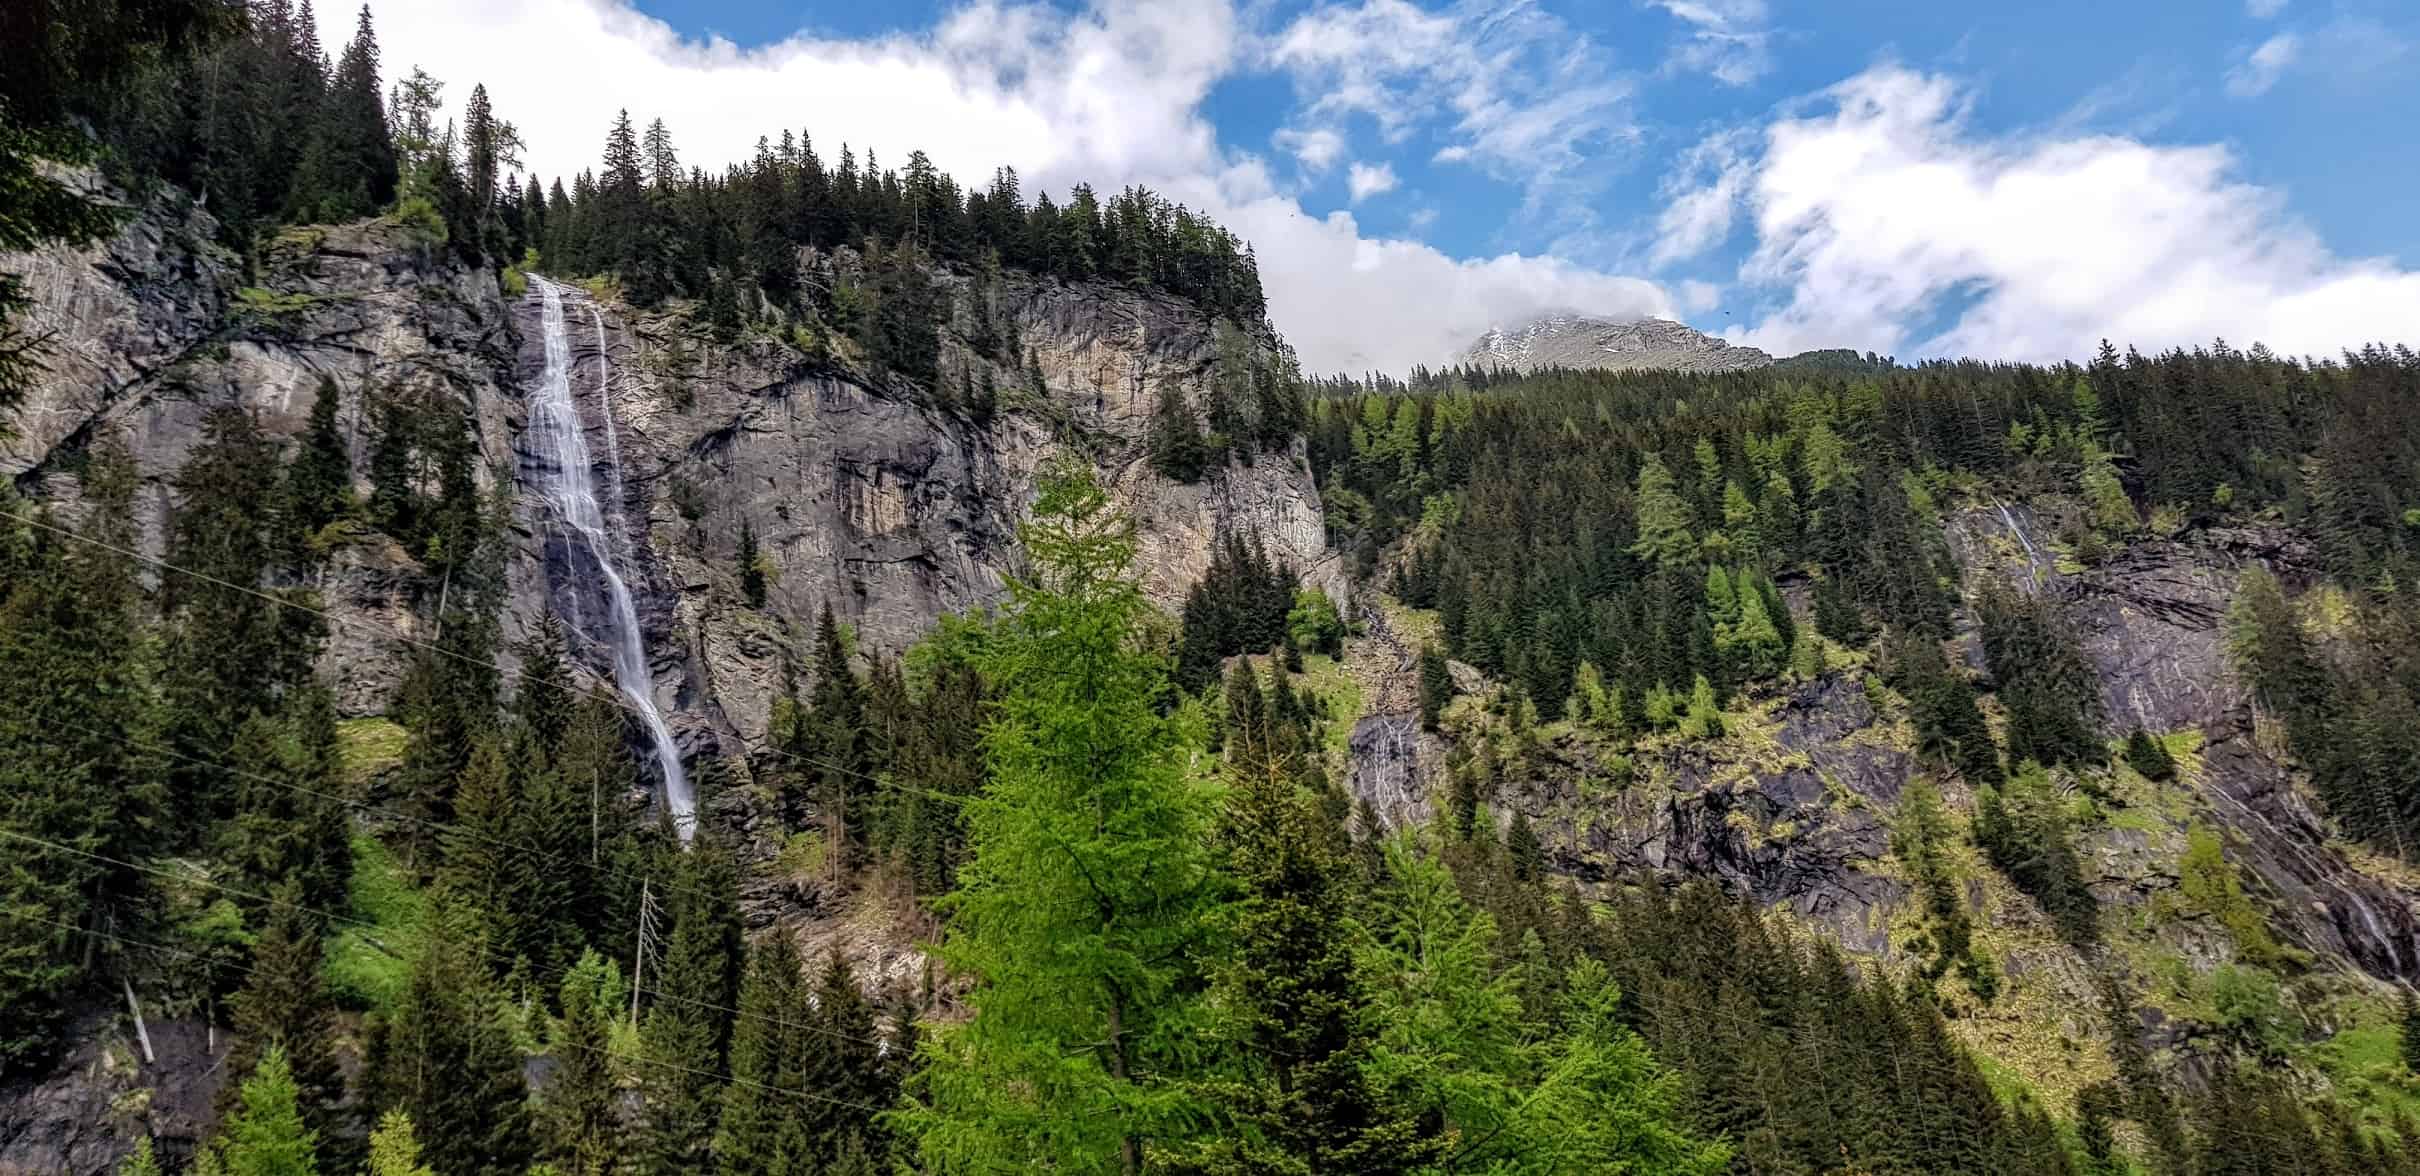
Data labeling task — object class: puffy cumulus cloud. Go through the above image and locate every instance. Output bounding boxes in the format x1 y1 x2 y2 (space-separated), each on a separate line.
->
324 0 1677 374
1649 0 1774 86
1704 66 2420 361
1346 161 1399 202
1274 126 1346 172
2225 33 2299 98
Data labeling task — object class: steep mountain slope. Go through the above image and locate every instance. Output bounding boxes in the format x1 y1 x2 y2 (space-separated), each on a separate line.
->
1461 314 1773 374
2 180 1331 751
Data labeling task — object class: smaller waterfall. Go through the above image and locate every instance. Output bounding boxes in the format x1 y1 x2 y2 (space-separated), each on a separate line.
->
523 276 694 840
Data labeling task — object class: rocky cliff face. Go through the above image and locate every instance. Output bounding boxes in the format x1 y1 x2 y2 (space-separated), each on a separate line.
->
2 182 1333 759
1461 314 1772 375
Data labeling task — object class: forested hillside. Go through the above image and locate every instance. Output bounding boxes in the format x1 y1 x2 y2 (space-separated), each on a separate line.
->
8 3 2420 1176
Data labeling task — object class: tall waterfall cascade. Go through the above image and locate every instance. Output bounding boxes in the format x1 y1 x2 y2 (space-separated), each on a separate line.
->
522 276 694 840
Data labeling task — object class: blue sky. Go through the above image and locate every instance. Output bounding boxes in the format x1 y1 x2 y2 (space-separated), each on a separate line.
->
351 0 2420 372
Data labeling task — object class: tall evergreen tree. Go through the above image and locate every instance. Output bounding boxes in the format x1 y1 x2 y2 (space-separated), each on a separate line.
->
538 950 625 1176
216 1045 321 1176
640 832 743 1173
714 934 804 1175
910 466 1225 1172
363 921 534 1176
0 444 163 1071
224 883 343 1141
1188 675 1436 1174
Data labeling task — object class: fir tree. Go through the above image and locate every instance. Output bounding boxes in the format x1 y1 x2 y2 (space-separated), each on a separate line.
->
799 603 867 868
217 1045 320 1176
1187 689 1437 1174
363 922 534 1176
910 466 1224 1172
538 951 624 1176
2402 990 2420 1076
282 377 352 544
737 519 767 608
0 446 164 1069
714 934 804 1175
2125 728 2176 780
641 833 743 1172
224 884 343 1140
794 952 893 1169
1417 643 1453 732
364 1112 438 1176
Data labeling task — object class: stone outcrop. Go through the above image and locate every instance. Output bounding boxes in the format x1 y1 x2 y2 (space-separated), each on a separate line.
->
3 181 1332 760
1461 315 1771 375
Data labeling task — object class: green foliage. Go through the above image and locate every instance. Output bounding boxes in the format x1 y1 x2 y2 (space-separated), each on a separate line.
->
537 951 623 1176
2177 824 2296 969
362 921 534 1176
909 465 1225 1171
737 520 768 608
325 835 426 1010
1358 842 1729 1174
1175 533 1300 692
1417 643 1454 732
224 884 343 1139
1286 588 1347 658
217 1045 320 1176
365 1112 438 1176
1891 777 1997 999
2210 964 2295 1058
1628 454 1698 569
1975 762 2099 946
641 834 743 1172
117 1138 162 1176
2124 728 2176 780
1976 580 2104 769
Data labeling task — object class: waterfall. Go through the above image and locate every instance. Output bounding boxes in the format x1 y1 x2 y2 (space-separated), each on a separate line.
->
523 276 694 841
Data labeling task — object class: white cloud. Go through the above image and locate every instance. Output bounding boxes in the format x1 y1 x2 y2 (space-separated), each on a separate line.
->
1649 129 1752 268
2225 33 2300 98
325 0 1671 374
1676 279 1722 315
1274 127 1346 171
1408 207 1439 229
2246 0 2288 18
1266 0 1639 236
1718 66 2420 361
1649 0 1774 86
1346 161 1398 202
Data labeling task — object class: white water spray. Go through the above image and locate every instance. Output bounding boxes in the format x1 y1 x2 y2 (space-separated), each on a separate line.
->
524 276 694 841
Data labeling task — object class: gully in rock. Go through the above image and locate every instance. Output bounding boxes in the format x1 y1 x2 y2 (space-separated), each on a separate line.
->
521 276 694 840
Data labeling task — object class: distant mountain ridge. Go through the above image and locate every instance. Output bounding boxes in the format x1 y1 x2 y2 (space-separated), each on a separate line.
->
1461 314 1773 375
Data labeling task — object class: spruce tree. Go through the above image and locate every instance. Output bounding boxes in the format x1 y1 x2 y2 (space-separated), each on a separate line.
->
714 934 804 1175
0 451 163 1069
1190 698 1436 1173
641 833 743 1173
364 921 534 1176
737 520 767 608
1417 643 1453 731
225 884 343 1141
800 603 866 868
364 1112 437 1176
910 466 1224 1172
2402 990 2420 1077
2125 729 2176 780
216 1045 320 1176
539 950 625 1176
794 952 892 1169
282 377 352 545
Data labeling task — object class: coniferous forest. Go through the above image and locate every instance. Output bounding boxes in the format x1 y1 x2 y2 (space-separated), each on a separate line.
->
9 3 2420 1176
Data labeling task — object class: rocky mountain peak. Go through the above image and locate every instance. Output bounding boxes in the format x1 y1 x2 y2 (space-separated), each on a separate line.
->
1462 314 1772 375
